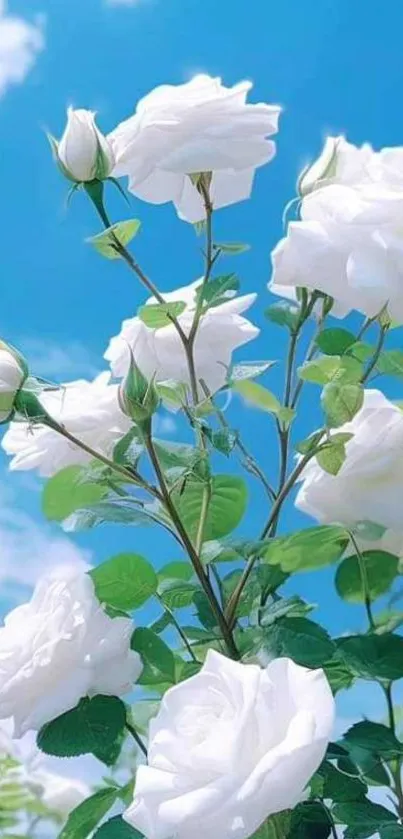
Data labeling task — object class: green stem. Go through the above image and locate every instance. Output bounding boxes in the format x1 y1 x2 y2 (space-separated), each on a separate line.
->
144 429 238 659
225 436 325 627
349 530 375 631
46 417 161 500
156 593 199 662
361 324 388 383
125 722 148 757
383 683 403 820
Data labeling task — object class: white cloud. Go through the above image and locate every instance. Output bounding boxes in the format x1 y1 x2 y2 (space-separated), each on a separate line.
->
0 484 91 606
18 337 100 380
0 2 44 98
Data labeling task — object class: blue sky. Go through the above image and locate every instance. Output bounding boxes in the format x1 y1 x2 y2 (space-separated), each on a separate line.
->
2 0 403 765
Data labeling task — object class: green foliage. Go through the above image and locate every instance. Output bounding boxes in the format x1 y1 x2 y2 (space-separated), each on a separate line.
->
333 801 398 839
196 273 239 307
63 498 161 532
337 633 403 681
262 617 335 667
59 788 120 839
342 721 403 759
93 816 143 839
264 300 300 331
230 360 275 381
172 474 247 541
233 379 281 413
288 802 332 839
335 550 399 603
263 525 348 572
214 241 250 254
316 328 357 355
42 465 107 522
138 301 187 328
91 553 158 610
87 220 141 259
131 628 176 685
377 349 403 376
37 696 127 765
298 354 362 385
322 382 364 427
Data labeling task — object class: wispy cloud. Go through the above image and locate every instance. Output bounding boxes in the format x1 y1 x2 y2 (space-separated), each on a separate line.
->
17 336 100 381
0 2 45 98
0 480 91 608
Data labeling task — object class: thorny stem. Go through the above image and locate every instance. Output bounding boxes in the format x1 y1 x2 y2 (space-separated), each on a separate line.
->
144 428 238 659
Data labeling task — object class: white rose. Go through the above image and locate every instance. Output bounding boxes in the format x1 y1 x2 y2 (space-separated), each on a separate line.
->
270 182 403 321
2 371 130 477
0 570 142 736
28 769 90 817
57 108 115 183
124 650 334 839
109 75 281 222
298 136 374 196
105 280 259 401
0 341 26 423
296 389 403 532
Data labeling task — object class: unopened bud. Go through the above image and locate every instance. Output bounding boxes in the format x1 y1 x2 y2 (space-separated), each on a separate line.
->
119 354 159 426
0 340 28 424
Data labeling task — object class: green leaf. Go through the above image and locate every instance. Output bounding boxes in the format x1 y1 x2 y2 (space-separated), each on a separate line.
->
91 553 157 610
347 341 374 363
288 802 332 839
322 382 364 427
156 380 188 408
263 525 348 572
87 220 141 260
131 628 175 685
333 801 397 839
193 590 217 629
335 551 399 603
138 301 187 329
59 788 119 839
342 721 403 758
337 633 403 681
230 361 275 381
113 427 144 467
316 328 357 355
264 300 300 331
341 744 390 786
158 562 193 583
295 429 326 455
377 350 403 377
42 465 107 523
63 499 160 532
320 761 367 802
173 475 247 541
263 617 335 667
209 429 238 456
93 817 143 839
37 696 127 765
234 380 281 413
214 241 250 254
316 440 347 475
252 812 291 839
159 581 199 610
259 595 311 627
298 355 362 385
323 653 355 693
197 274 239 308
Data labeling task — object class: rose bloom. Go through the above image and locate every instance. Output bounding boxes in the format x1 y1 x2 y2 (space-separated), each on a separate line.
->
270 180 403 322
296 389 403 532
105 280 259 401
0 341 26 423
28 769 90 817
57 107 115 183
1 371 130 477
0 570 142 736
109 74 281 222
124 650 334 839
